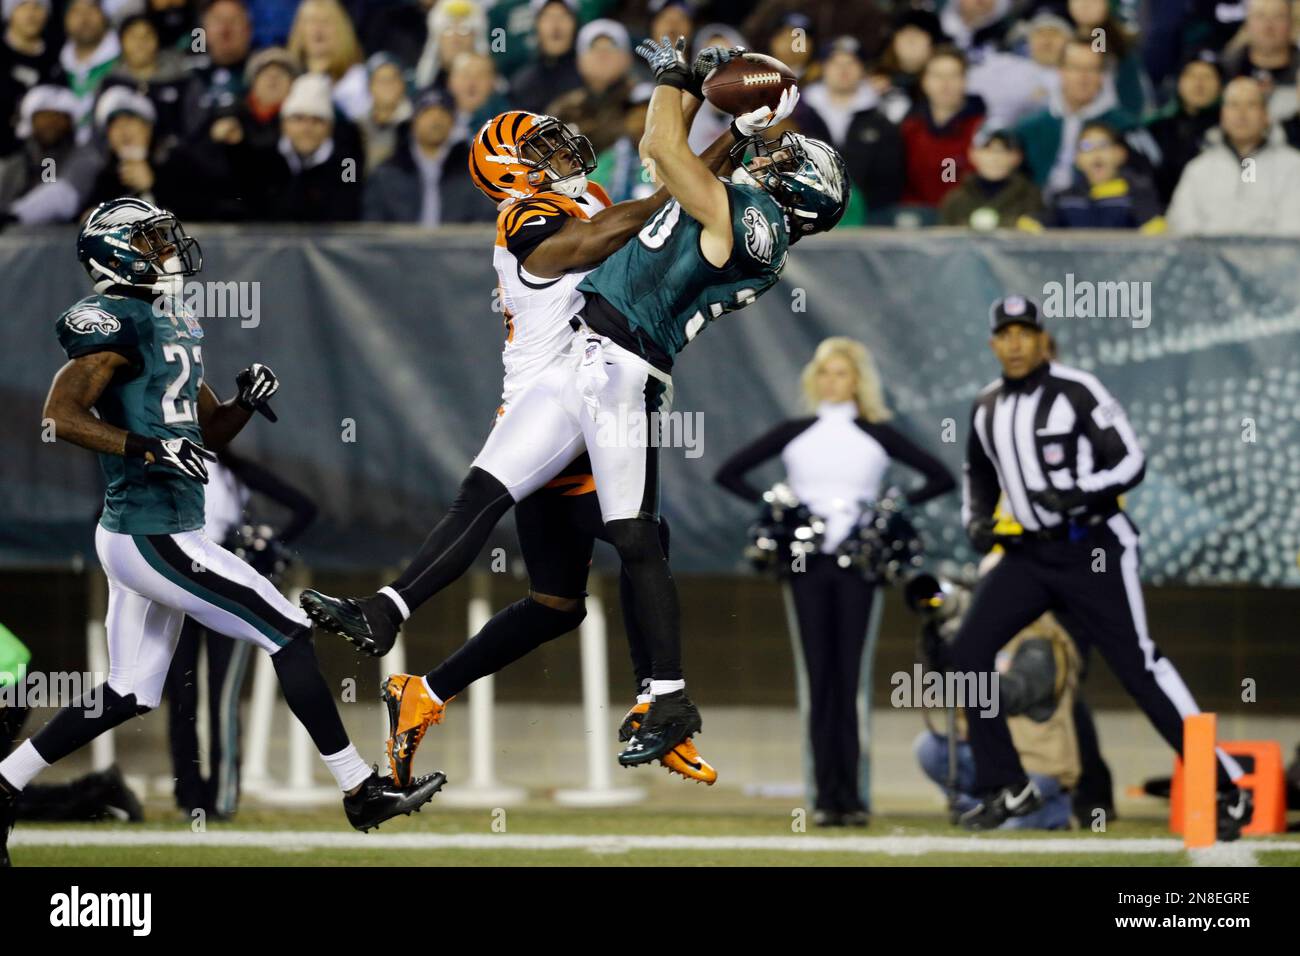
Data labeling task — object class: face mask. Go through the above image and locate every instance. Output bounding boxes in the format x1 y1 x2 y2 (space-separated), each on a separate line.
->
730 166 759 188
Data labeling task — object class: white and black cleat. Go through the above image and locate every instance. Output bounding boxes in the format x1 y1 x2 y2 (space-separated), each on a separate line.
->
958 779 1042 831
344 769 446 833
1216 787 1253 842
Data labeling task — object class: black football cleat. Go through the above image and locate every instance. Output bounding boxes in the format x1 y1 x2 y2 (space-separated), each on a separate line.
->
92 765 144 823
301 590 399 658
1216 787 1254 842
618 690 702 767
1 775 17 867
812 809 844 828
958 779 1042 831
344 769 447 833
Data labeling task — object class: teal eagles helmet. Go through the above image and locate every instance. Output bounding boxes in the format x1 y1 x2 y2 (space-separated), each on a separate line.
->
77 197 202 292
731 132 850 243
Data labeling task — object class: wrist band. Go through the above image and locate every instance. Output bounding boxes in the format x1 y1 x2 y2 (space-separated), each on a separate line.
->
124 432 151 458
656 70 689 91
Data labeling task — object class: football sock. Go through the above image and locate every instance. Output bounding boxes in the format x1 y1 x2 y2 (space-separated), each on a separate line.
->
388 467 515 612
271 636 350 756
0 741 49 792
321 744 373 793
650 679 685 697
10 683 149 784
425 597 586 701
605 517 683 682
377 586 410 622
620 518 669 695
420 676 444 706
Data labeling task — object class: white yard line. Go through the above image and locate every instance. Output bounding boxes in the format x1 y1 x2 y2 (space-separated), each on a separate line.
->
11 829 1300 857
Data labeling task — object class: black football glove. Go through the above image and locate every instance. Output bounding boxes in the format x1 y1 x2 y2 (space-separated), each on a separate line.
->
129 434 217 483
967 515 997 554
1028 488 1088 515
635 35 692 91
236 363 279 422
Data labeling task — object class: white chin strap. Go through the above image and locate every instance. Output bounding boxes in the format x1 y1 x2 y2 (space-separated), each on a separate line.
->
551 173 587 198
731 166 759 188
90 253 185 296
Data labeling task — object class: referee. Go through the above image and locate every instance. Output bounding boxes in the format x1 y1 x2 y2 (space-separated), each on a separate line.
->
950 296 1253 838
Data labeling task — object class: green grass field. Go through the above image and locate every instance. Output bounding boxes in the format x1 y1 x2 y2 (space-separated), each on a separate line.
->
11 802 1300 867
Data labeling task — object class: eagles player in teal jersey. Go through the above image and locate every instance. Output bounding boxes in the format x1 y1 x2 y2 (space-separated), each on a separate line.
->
574 37 850 766
0 198 442 867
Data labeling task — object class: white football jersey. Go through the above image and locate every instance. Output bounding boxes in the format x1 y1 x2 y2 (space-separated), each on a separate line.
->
491 184 611 410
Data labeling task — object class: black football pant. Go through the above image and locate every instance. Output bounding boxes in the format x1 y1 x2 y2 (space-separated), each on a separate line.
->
784 554 880 814
950 514 1239 794
424 454 665 700
164 616 253 816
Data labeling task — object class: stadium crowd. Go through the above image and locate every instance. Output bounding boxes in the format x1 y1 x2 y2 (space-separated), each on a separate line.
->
3 0 1300 232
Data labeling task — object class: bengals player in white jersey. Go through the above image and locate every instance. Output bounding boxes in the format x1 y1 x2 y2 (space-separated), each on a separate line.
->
303 82 740 787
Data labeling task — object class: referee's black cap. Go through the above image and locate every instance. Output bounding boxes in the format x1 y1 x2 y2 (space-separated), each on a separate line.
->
989 295 1043 333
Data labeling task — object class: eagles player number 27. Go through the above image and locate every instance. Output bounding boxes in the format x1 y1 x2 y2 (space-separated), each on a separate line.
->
161 343 202 424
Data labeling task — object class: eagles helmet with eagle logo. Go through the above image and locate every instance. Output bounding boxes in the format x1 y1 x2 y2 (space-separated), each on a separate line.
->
468 110 597 203
731 132 850 243
77 197 202 292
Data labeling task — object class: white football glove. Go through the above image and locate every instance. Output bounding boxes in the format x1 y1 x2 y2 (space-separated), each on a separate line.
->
236 363 280 421
143 436 217 483
733 85 800 137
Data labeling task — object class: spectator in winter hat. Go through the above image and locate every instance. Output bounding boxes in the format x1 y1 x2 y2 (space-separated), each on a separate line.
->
0 84 100 223
414 0 487 91
233 71 362 221
100 12 189 142
798 36 905 220
358 52 412 172
547 19 633 155
363 87 488 225
940 126 1044 229
509 0 581 115
1143 49 1223 204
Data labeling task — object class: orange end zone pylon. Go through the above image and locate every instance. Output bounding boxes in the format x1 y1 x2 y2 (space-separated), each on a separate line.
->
1182 713 1217 848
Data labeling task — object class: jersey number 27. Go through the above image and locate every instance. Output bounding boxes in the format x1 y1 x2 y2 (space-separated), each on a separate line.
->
161 343 203 424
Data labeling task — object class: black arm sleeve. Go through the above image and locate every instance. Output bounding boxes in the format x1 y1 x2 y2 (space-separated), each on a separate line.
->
712 418 813 503
219 450 319 545
862 421 957 506
962 402 1001 528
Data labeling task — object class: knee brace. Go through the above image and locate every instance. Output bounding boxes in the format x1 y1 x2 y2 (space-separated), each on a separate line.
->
605 518 665 566
525 595 587 638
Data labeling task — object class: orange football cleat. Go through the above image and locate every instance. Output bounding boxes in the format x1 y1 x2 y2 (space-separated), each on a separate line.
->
619 700 717 785
383 674 449 787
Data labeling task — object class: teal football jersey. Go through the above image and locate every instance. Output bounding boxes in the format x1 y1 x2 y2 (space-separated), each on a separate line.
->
55 291 207 534
578 181 789 363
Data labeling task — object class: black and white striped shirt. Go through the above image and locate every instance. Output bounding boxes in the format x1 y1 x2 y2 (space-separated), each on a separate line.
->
963 361 1145 531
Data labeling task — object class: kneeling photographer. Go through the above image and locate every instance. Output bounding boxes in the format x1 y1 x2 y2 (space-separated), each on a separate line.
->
906 553 1081 830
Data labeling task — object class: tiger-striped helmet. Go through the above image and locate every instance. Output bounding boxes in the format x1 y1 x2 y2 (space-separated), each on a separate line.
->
468 110 597 202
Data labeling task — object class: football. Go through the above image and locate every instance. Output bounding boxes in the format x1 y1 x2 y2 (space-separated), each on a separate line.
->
701 52 797 117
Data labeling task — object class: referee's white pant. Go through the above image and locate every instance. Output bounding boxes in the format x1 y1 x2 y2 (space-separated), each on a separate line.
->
95 524 310 710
